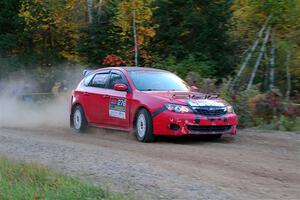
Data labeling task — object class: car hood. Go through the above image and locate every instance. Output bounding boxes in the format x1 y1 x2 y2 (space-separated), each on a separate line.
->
144 91 230 107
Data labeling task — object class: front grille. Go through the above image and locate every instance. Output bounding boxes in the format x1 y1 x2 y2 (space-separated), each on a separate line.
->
192 106 227 116
187 125 232 133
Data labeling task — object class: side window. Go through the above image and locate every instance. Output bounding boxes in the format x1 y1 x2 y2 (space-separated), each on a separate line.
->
108 73 126 89
90 73 109 88
84 74 94 86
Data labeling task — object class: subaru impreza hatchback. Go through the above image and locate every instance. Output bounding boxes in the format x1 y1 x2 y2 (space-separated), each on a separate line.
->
70 67 238 142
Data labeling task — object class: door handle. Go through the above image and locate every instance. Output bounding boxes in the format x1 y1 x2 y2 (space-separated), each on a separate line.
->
103 95 109 98
83 92 89 96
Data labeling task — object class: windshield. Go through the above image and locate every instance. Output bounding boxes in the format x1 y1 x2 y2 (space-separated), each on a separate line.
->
128 71 190 91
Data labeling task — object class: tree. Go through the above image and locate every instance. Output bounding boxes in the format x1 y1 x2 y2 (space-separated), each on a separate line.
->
114 0 155 66
76 0 123 66
0 0 25 54
19 0 86 62
152 0 235 77
231 0 300 94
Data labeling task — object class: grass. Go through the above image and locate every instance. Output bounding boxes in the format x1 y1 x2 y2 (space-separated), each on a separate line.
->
0 157 129 200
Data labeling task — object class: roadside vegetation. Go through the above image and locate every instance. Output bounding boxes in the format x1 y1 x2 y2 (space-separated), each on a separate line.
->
186 74 300 132
0 157 129 200
220 87 300 132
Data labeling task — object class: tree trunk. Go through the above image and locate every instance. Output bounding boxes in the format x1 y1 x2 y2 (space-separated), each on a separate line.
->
133 8 138 66
229 15 272 91
286 50 292 100
96 0 104 23
87 0 93 24
269 28 276 90
263 48 269 91
247 26 271 90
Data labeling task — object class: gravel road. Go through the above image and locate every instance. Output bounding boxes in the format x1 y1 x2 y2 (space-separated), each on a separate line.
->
0 127 299 200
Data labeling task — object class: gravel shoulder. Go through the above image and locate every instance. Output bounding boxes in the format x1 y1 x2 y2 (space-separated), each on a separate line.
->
0 127 299 200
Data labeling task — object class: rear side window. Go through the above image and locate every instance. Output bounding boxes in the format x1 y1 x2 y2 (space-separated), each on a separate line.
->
84 74 94 86
90 73 109 88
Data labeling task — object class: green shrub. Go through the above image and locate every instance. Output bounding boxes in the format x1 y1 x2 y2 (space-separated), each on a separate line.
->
219 85 260 127
258 116 300 132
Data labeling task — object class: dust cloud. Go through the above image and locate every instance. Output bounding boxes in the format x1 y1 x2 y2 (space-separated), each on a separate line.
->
0 69 82 130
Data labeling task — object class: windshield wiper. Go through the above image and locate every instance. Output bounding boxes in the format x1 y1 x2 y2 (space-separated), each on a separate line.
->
144 89 157 91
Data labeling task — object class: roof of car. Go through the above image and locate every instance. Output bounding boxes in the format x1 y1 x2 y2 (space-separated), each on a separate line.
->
121 67 166 72
92 66 167 74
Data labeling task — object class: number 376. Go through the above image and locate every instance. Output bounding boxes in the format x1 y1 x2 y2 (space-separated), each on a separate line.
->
117 99 126 107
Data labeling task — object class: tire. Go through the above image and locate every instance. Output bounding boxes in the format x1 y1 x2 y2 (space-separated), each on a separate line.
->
134 109 156 142
72 105 88 133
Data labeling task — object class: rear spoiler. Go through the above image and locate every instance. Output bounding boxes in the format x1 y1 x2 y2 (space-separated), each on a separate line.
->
82 69 93 77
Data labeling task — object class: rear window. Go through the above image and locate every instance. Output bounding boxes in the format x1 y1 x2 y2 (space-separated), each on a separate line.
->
128 71 190 91
90 73 109 88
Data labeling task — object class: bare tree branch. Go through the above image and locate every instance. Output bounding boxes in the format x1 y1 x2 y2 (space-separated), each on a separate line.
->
263 47 270 90
247 26 271 90
229 15 272 91
286 50 292 100
132 7 138 66
95 0 104 23
87 0 94 24
269 28 276 90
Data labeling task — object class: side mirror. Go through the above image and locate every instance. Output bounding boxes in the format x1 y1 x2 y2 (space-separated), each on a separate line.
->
114 83 128 91
191 86 199 92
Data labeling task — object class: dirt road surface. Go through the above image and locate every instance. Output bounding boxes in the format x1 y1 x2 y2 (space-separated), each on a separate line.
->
0 128 299 200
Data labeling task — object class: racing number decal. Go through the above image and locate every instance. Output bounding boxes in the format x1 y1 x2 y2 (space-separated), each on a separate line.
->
109 97 126 119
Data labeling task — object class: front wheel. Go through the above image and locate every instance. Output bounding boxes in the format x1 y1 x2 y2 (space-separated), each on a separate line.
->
135 109 156 142
72 105 88 133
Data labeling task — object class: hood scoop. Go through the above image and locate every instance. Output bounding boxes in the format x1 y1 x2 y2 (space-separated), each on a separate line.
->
172 93 218 99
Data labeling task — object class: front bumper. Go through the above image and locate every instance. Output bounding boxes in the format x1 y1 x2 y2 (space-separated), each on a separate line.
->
152 110 238 136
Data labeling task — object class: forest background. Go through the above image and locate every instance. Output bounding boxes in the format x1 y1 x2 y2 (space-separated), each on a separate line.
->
0 0 299 130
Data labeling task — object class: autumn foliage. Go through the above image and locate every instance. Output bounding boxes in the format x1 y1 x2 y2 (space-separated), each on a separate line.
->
103 55 124 66
0 0 299 96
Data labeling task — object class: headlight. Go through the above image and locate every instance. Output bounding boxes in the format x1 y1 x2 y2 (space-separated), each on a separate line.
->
226 106 234 113
165 103 191 113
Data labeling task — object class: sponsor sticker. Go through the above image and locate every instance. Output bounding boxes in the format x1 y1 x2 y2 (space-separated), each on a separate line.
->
188 99 225 107
109 97 126 119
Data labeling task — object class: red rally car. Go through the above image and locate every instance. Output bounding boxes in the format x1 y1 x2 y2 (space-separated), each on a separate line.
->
70 67 238 142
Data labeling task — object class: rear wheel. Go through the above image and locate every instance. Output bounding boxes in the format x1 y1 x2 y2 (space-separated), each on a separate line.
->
72 105 88 133
135 109 156 142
